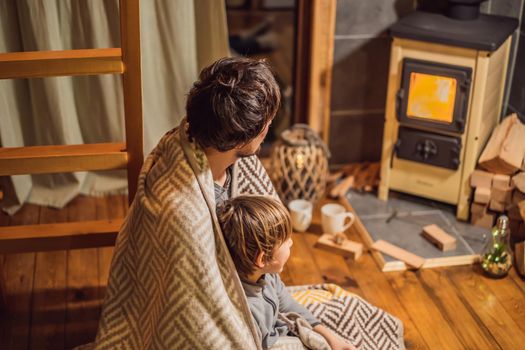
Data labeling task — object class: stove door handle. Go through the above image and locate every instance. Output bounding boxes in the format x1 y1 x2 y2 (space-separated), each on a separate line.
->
396 88 405 121
390 139 401 168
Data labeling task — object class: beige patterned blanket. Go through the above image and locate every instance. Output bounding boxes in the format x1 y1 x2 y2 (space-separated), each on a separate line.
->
86 123 404 350
91 125 271 349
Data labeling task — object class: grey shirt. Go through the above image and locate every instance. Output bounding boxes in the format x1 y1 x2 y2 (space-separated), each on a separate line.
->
241 273 320 349
214 166 232 206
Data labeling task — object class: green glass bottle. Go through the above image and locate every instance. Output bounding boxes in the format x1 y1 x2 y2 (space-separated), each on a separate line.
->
481 215 513 278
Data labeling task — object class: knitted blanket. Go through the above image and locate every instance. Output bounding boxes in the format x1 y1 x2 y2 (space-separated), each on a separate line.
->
290 284 405 350
87 123 405 350
91 124 272 349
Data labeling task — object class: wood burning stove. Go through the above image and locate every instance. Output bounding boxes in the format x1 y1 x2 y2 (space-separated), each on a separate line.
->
378 1 518 220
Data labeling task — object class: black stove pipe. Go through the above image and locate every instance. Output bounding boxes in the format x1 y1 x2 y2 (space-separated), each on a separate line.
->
447 0 486 20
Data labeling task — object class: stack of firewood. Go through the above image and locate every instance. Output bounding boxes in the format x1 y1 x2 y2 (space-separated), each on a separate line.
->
469 114 525 243
470 170 525 230
327 162 380 198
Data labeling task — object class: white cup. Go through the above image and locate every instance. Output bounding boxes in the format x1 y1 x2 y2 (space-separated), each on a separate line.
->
321 203 355 235
288 199 313 232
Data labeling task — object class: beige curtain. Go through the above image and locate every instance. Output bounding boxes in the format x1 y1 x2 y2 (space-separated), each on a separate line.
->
0 0 229 214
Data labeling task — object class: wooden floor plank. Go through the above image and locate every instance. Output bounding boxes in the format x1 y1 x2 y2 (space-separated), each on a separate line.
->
2 204 39 350
287 232 324 285
95 195 125 288
417 268 500 349
65 196 100 349
0 208 10 343
299 198 363 296
280 264 293 285
481 267 525 335
332 202 429 350
446 266 525 349
30 206 68 350
302 232 363 297
385 270 465 349
508 268 525 295
3 194 525 349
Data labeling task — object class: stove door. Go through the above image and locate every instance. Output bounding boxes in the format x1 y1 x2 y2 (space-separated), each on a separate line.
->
395 127 461 170
397 59 472 134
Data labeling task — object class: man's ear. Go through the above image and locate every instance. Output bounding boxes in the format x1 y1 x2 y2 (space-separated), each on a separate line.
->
254 250 266 268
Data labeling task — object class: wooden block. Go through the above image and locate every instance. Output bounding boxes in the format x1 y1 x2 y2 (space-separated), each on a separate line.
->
471 211 495 229
336 175 355 197
470 202 487 215
479 114 525 175
512 172 525 193
515 241 525 277
315 233 363 260
328 175 354 198
492 174 510 189
421 224 457 251
491 186 512 203
356 163 380 192
353 162 371 191
489 199 505 212
470 169 493 188
474 187 491 204
371 239 425 269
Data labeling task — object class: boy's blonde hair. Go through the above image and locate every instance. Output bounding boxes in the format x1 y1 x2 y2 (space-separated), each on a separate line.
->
217 195 292 279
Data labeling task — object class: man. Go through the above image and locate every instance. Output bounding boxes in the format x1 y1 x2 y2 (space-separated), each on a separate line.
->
184 57 279 205
92 57 280 350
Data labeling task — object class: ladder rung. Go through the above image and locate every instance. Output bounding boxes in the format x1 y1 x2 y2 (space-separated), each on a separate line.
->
0 219 123 253
0 143 128 176
0 48 123 79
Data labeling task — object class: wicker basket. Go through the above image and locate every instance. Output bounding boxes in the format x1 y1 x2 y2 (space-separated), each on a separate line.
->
269 124 330 205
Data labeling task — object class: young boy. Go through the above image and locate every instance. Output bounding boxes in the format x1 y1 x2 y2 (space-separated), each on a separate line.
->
217 195 354 350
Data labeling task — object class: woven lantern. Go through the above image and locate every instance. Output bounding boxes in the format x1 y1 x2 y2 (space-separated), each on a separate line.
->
269 124 330 205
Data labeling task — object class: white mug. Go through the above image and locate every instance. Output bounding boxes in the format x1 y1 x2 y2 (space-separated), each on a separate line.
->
321 203 355 235
288 199 313 232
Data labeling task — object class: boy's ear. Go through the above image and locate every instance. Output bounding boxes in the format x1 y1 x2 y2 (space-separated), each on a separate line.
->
254 251 266 268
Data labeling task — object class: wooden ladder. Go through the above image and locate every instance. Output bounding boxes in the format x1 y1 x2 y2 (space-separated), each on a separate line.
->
0 0 143 253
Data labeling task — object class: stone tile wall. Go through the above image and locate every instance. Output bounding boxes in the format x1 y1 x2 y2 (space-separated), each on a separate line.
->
483 0 525 121
329 0 415 165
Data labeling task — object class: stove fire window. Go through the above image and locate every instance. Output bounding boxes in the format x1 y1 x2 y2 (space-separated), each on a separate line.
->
397 58 472 134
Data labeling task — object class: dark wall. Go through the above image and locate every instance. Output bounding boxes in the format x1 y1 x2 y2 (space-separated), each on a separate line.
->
328 0 524 166
481 0 525 122
505 1 525 121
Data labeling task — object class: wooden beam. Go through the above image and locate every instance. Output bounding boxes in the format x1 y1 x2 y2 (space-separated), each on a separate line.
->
307 0 336 140
0 143 127 175
293 0 312 124
371 240 425 269
0 48 123 79
0 219 123 253
120 0 144 204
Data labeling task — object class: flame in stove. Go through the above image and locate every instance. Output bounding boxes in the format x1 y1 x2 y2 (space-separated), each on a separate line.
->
407 72 457 124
